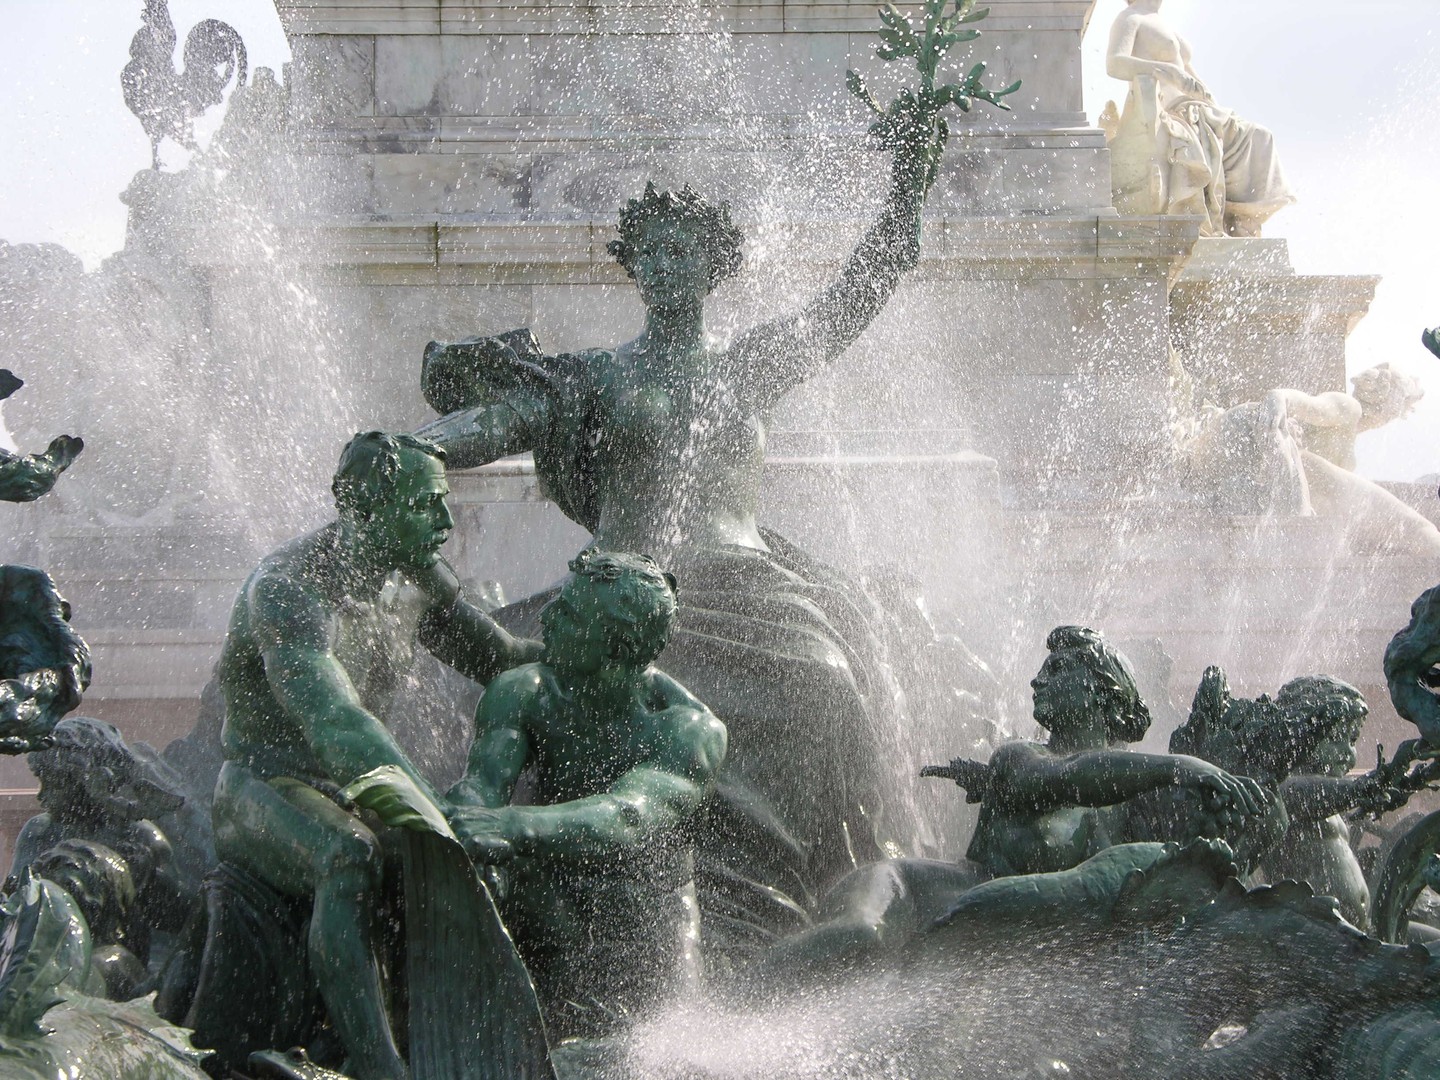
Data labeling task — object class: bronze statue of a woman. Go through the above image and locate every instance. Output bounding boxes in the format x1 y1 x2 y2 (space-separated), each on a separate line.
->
417 6 1018 960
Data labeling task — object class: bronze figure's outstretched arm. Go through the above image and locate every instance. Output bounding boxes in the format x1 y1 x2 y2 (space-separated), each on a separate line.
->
723 0 1018 411
989 742 1269 817
921 757 993 803
722 165 924 412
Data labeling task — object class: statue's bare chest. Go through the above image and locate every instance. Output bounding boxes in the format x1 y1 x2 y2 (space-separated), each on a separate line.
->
597 373 762 468
530 707 658 802
1130 17 1187 65
330 578 428 701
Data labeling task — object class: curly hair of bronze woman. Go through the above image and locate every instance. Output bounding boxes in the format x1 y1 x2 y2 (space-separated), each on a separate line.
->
607 183 745 290
1276 675 1367 747
1044 625 1152 744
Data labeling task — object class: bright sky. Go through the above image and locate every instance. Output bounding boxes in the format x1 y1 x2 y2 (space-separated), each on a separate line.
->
0 1 290 260
0 1 1435 477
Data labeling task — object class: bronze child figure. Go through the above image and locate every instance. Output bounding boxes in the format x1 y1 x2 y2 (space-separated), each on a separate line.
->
447 550 727 1039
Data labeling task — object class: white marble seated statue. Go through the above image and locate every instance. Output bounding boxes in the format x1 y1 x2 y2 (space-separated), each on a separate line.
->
1103 0 1295 236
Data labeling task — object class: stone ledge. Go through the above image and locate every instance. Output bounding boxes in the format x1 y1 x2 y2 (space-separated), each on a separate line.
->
448 458 548 503
1171 274 1380 327
79 629 228 646
248 214 1199 281
0 793 38 862
278 0 1093 36
299 118 1103 152
439 222 607 268
286 223 443 269
1177 237 1295 281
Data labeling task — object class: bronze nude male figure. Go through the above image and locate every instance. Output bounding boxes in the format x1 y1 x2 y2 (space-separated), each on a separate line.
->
198 431 538 1079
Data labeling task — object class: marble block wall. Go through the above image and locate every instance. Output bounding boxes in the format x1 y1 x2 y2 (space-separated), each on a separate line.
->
1171 238 1379 407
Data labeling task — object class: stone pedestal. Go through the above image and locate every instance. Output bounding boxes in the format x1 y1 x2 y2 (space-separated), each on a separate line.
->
277 0 1105 218
1170 238 1379 405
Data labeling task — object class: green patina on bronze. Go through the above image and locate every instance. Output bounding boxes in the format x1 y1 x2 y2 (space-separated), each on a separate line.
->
0 371 89 754
0 567 92 754
24 5 1440 1078
1386 584 1440 746
10 718 192 1000
0 371 83 505
753 628 1275 987
415 0 1019 556
193 431 543 1079
0 873 209 1079
929 626 1272 879
415 4 1020 958
443 550 726 1040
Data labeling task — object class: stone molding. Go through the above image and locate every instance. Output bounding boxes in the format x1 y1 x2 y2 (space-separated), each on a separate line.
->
277 0 1094 37
298 117 1102 150
212 213 1198 281
1171 274 1379 334
1170 238 1379 341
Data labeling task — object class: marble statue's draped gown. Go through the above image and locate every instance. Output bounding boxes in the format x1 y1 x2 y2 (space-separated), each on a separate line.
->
1105 5 1295 237
1150 89 1293 235
426 339 908 963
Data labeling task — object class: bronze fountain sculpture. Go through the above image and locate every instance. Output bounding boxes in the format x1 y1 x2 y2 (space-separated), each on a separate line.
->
9 3 1440 1078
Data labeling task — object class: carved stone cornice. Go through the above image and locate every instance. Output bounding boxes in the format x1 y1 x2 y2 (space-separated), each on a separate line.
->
224 212 1198 283
276 0 1095 37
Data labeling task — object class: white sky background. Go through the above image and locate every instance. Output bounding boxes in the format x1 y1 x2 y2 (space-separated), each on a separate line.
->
0 1 1436 478
0 1 291 259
